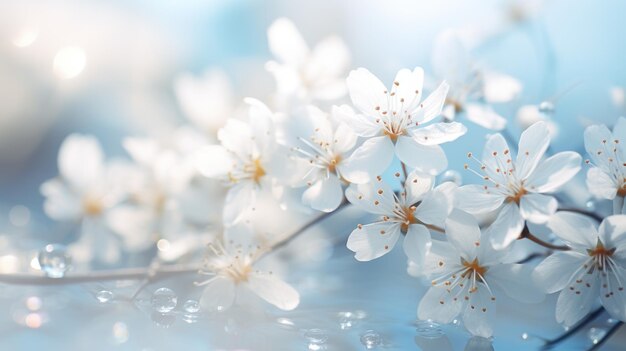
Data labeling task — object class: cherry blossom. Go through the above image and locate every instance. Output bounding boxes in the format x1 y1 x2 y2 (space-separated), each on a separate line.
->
584 117 626 214
457 121 581 249
345 170 455 262
341 66 466 176
534 213 626 326
416 209 542 338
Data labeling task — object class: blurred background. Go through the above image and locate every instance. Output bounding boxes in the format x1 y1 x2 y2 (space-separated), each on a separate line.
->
0 0 625 349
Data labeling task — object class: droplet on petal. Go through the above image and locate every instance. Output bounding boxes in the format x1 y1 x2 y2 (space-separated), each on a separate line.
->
360 330 382 349
37 244 71 278
151 288 177 313
96 290 114 303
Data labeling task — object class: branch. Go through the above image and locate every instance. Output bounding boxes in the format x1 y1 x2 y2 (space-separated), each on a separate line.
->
520 226 570 251
558 207 603 222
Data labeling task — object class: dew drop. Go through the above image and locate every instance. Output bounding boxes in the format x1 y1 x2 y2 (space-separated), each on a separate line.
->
37 244 71 278
521 332 529 340
607 318 618 324
183 299 199 313
151 288 177 313
441 170 463 186
96 290 114 303
415 319 444 339
276 317 296 329
360 330 382 349
337 311 357 330
585 200 597 212
304 328 328 350
587 327 607 344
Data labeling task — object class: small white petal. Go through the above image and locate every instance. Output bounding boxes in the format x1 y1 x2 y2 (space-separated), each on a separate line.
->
346 222 401 261
417 286 464 324
526 151 581 193
600 265 626 322
464 103 507 131
410 122 467 146
547 212 597 249
200 277 236 311
391 67 424 112
598 215 626 257
345 179 396 215
267 18 309 65
445 209 481 258
246 273 300 311
193 145 233 178
487 203 525 250
519 193 557 224
586 167 618 199
413 81 449 124
482 72 522 103
404 170 435 204
341 136 394 184
463 286 496 338
395 136 447 175
534 251 587 293
415 190 451 228
223 182 255 226
301 174 343 212
332 104 380 138
516 121 550 180
556 270 599 327
402 224 432 268
487 263 544 303
58 134 104 190
455 185 505 215
346 68 388 116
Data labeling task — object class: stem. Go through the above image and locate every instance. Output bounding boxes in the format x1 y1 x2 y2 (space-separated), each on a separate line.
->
558 207 603 222
543 306 605 347
401 161 409 180
520 226 570 251
588 321 624 351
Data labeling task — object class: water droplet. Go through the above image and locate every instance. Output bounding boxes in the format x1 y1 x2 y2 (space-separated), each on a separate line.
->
37 244 71 278
183 299 199 313
521 332 529 340
452 318 462 327
415 320 444 339
360 330 382 349
337 311 357 330
276 317 296 329
607 318 618 324
96 290 114 303
441 170 463 186
588 327 607 344
586 200 597 212
538 101 555 115
151 288 177 313
304 329 328 350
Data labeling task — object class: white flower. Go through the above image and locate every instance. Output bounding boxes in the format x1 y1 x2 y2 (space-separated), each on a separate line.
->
40 134 131 263
584 117 626 213
457 121 581 249
174 69 234 138
194 98 290 225
416 209 542 338
282 105 390 212
342 67 466 176
196 226 300 311
432 30 521 131
534 213 626 326
345 170 454 262
516 103 559 138
266 18 350 105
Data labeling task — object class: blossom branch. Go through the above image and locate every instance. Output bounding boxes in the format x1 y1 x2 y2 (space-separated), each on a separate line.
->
519 226 570 251
558 207 603 222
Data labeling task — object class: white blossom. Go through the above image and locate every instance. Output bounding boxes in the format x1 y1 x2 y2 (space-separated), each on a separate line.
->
416 209 543 338
432 30 521 131
266 18 350 105
345 170 454 262
341 66 466 176
534 213 626 326
457 121 581 249
196 225 300 311
584 117 626 213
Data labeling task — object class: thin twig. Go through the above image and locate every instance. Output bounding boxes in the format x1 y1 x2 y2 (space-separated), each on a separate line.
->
520 226 570 251
543 306 605 348
401 161 409 180
588 321 624 351
558 207 603 222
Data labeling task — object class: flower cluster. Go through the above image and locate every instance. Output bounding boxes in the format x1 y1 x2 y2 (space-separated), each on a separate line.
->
38 17 626 341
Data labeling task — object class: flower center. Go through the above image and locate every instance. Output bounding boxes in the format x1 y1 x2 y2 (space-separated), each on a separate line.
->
400 206 418 233
445 98 464 113
82 196 104 216
328 155 342 173
506 187 527 204
461 257 488 281
384 129 401 142
224 261 252 283
587 241 616 270
618 183 626 197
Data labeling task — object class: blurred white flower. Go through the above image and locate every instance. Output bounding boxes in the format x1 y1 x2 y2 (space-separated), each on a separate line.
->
432 30 522 131
345 171 454 262
417 209 542 338
584 117 626 213
516 103 559 138
40 134 132 263
174 69 235 139
534 213 626 326
197 225 300 311
266 18 350 106
341 67 465 176
194 98 291 225
457 122 581 249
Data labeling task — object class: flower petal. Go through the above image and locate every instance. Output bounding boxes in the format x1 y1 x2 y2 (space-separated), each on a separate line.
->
391 67 424 113
445 209 481 258
455 185 505 215
482 71 522 103
410 122 467 146
526 151 581 193
193 145 233 178
402 224 432 268
600 265 626 322
413 81 450 124
200 277 236 311
246 272 300 311
40 179 82 221
519 193 557 224
58 134 104 190
417 286 464 324
415 189 451 228
556 270 599 327
547 211 597 249
487 263 544 303
341 136 394 184
404 170 435 204
464 103 507 131
516 121 550 180
223 182 255 226
598 215 626 257
346 222 401 261
346 68 388 116
487 202 524 250
586 167 618 199
332 104 380 138
395 136 447 175
533 251 587 294
302 174 343 212
463 286 496 338
267 18 309 65
344 177 395 215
